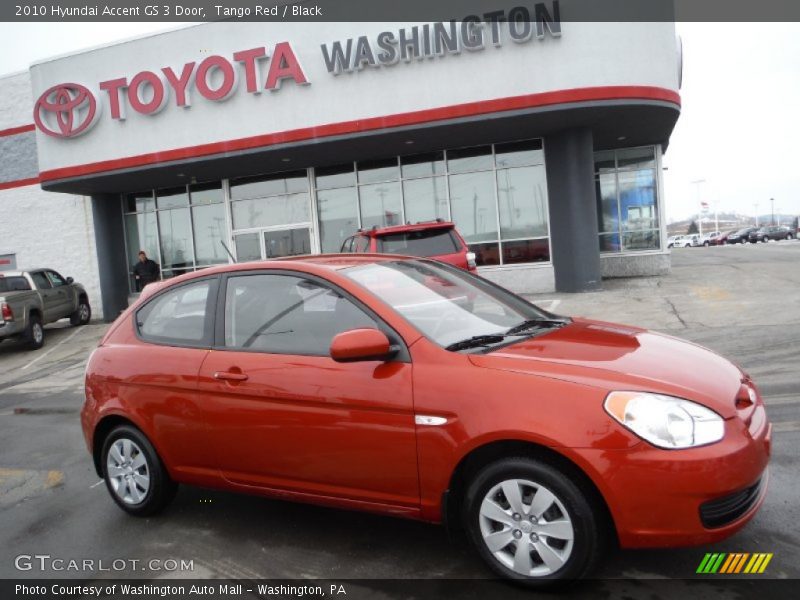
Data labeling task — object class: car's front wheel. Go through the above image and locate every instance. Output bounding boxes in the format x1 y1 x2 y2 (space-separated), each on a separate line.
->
463 457 603 587
102 425 177 516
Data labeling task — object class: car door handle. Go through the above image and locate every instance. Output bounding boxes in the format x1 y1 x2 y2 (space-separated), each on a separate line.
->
213 371 249 382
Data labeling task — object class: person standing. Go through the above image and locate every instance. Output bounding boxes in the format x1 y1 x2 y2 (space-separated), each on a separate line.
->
133 251 160 291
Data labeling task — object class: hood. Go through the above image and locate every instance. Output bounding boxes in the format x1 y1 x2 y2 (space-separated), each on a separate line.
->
468 318 743 418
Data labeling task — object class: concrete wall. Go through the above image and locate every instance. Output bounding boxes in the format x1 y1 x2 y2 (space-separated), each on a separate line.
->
600 252 670 278
0 71 32 130
479 265 555 295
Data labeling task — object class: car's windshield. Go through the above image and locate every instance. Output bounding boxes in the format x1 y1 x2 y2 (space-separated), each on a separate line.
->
342 259 552 349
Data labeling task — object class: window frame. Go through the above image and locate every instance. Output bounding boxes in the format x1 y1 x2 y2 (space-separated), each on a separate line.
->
133 276 221 349
212 269 410 362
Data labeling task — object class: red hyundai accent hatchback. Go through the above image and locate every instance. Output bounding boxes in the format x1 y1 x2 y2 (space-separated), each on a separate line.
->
82 256 770 585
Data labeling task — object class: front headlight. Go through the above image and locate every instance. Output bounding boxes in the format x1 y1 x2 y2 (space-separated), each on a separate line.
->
604 391 725 449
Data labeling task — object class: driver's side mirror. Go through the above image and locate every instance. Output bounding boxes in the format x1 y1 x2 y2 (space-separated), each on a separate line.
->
66 277 74 284
330 329 397 363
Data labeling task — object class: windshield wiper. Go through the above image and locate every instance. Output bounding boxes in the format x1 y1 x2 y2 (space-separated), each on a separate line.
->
505 317 570 336
445 334 507 352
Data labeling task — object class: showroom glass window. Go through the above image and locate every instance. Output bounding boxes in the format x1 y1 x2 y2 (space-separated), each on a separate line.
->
314 139 550 266
229 170 312 261
122 182 227 292
594 147 660 253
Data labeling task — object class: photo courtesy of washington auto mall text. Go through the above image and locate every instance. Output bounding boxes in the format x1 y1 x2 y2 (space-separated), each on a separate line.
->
1 0 799 599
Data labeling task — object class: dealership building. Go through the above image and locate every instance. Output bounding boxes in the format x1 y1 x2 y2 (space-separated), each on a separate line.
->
0 15 681 320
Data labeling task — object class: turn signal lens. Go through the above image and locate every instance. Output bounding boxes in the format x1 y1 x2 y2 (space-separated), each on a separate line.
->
604 391 724 449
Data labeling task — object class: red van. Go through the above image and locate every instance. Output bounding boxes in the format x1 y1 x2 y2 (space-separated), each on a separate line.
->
340 220 477 272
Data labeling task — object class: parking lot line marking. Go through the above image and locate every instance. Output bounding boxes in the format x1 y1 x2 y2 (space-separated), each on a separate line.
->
21 328 85 371
89 480 104 489
772 421 800 433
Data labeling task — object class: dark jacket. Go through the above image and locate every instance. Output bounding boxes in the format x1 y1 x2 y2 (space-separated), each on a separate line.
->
133 258 160 290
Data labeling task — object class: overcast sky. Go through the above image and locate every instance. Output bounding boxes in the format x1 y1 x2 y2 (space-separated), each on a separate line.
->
1 21 798 223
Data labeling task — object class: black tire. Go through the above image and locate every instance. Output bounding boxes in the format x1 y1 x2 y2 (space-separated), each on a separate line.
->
101 425 177 516
69 298 91 326
462 457 604 587
25 315 44 350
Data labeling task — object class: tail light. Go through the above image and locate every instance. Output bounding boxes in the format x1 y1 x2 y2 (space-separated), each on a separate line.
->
466 251 477 270
1 302 12 322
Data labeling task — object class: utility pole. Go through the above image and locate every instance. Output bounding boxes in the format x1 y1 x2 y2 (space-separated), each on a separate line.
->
770 197 775 226
753 203 759 227
692 179 706 236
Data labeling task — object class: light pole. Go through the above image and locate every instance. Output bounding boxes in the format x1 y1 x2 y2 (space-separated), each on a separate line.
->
770 197 775 226
753 203 759 227
691 179 706 236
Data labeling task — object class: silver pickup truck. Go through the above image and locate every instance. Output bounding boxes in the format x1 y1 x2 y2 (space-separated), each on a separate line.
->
0 268 91 349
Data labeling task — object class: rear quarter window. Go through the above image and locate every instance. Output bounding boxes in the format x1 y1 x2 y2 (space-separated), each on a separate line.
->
0 277 31 292
135 280 214 345
377 229 459 257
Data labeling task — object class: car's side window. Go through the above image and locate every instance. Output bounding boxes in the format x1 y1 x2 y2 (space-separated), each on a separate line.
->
224 273 377 355
46 270 66 287
30 272 52 290
136 280 213 344
354 236 370 252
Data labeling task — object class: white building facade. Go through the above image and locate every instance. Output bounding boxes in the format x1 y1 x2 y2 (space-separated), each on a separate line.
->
2 13 681 320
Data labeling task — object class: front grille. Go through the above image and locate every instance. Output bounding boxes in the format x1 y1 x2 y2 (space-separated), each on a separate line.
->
700 478 763 529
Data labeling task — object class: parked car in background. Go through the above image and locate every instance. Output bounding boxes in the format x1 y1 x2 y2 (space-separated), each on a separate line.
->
697 231 720 246
82 255 771 586
748 225 794 243
708 230 738 245
0 269 91 349
670 234 698 248
340 220 477 272
666 235 685 248
726 227 758 244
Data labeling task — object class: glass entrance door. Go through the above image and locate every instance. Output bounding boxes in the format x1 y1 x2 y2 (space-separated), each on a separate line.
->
234 226 312 261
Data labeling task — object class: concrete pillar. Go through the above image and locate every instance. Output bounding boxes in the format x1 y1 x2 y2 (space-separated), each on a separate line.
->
91 194 130 321
545 129 602 292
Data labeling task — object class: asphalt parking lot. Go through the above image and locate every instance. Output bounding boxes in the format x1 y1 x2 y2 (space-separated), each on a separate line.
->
0 241 798 595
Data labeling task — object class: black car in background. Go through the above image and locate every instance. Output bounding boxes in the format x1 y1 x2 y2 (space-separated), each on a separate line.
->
748 225 794 243
726 227 758 244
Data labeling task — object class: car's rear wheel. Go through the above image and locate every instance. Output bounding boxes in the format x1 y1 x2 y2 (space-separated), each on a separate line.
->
70 299 91 326
25 315 44 350
762 236 769 242
463 457 603 587
102 425 177 516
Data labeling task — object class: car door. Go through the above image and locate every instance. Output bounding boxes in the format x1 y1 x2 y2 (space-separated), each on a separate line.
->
44 270 73 318
197 270 419 508
28 270 58 321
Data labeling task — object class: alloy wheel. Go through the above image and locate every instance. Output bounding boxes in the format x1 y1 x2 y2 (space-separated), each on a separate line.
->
106 438 150 505
32 323 43 345
479 478 574 577
79 303 90 322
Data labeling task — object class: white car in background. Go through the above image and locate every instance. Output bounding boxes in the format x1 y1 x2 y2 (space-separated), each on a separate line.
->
668 235 698 248
699 231 721 246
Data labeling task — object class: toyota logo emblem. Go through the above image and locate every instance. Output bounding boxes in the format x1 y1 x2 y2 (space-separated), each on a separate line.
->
33 83 100 139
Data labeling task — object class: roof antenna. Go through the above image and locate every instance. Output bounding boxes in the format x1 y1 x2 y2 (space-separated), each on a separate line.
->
220 240 237 263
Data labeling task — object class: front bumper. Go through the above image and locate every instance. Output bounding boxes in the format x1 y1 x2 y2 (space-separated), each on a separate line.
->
573 404 771 548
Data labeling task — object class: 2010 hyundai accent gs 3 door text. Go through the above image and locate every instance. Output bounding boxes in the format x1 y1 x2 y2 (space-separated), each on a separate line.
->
81 256 771 586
